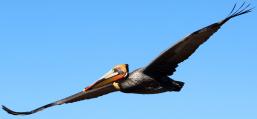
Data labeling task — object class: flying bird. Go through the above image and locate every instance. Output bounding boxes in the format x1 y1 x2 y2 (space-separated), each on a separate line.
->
2 3 253 116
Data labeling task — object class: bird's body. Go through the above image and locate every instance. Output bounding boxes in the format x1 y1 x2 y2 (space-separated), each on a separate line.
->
121 68 183 94
2 3 253 116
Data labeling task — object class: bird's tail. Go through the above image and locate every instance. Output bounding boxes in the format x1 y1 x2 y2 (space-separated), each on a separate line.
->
220 2 253 25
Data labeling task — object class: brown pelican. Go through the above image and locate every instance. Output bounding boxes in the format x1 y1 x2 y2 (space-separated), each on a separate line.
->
2 3 252 116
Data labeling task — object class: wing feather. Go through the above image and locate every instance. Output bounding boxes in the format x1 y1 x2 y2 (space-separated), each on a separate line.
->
143 3 252 77
2 83 117 115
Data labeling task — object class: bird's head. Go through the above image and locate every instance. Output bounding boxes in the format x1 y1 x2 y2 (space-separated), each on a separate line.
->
100 64 129 80
84 64 129 91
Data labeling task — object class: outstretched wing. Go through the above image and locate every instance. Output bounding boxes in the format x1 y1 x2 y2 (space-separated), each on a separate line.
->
2 83 118 115
2 64 128 116
143 3 252 77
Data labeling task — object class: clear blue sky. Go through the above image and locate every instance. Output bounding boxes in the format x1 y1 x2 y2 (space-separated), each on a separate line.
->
0 0 256 119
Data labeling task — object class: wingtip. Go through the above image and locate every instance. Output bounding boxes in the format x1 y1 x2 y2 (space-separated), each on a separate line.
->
221 2 253 25
2 105 30 115
2 105 9 112
2 105 17 115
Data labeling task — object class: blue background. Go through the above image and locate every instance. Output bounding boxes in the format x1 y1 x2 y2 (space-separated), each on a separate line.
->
0 0 256 119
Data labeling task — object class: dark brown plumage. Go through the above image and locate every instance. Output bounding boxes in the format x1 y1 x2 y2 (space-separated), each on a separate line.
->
2 3 252 116
2 83 117 115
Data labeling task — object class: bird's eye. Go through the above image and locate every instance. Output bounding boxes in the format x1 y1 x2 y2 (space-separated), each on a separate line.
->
113 68 124 74
113 69 118 72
